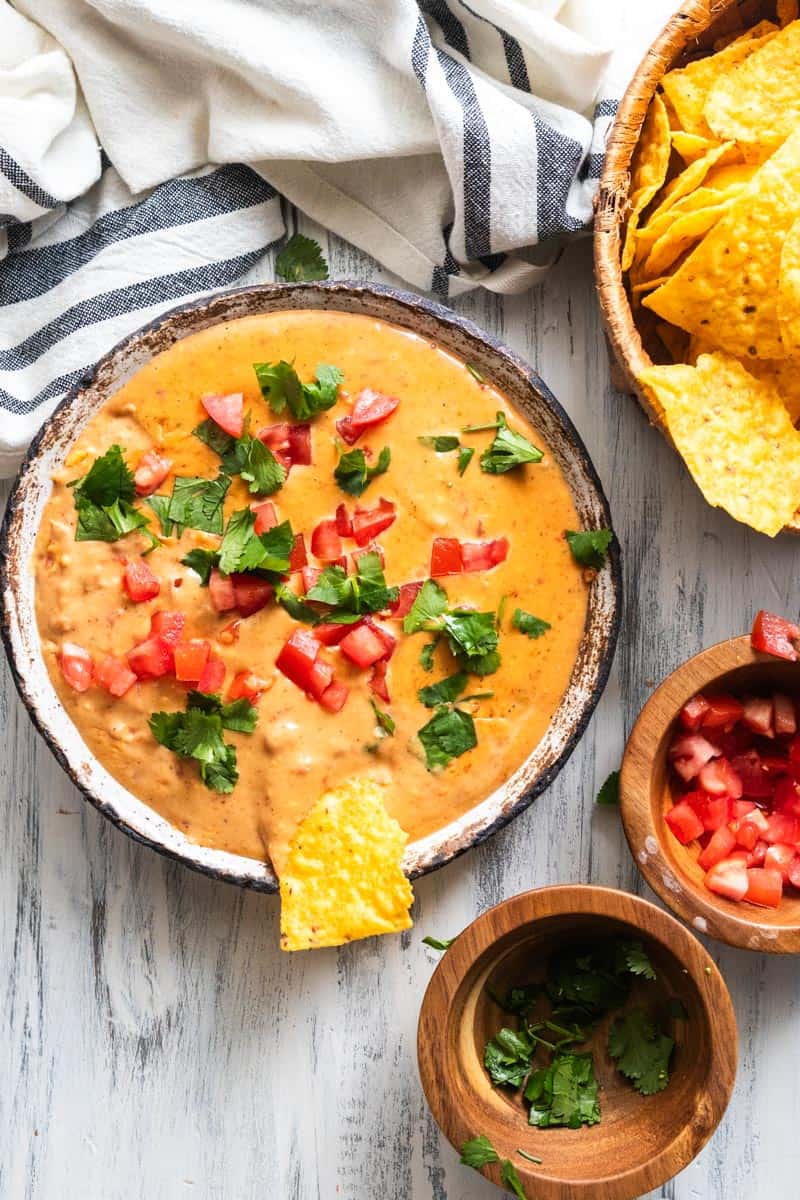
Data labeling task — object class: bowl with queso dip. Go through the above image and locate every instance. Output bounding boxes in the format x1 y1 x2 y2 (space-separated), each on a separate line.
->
0 281 620 893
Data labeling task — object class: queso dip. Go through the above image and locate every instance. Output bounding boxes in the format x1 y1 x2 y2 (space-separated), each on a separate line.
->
33 311 589 875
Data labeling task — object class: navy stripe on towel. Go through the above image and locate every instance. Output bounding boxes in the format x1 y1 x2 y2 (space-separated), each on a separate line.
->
435 48 492 260
0 148 59 211
419 0 470 59
534 115 584 243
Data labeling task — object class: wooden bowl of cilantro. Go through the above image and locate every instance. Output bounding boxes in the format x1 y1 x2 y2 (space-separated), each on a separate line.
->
417 884 736 1200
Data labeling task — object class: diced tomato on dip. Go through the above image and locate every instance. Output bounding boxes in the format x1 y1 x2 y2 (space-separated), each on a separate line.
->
461 538 509 572
173 639 211 682
252 500 278 534
288 423 312 466
666 686 800 911
123 557 161 603
301 565 322 593
289 533 308 572
276 629 343 711
430 537 463 576
339 622 391 669
95 654 137 697
134 450 172 496
370 659 390 703
751 609 800 662
313 622 354 647
228 670 271 701
257 423 292 470
336 389 400 445
231 574 273 617
318 679 349 713
149 611 186 645
335 503 353 538
201 392 244 438
352 499 396 547
127 636 174 679
209 568 237 613
311 519 343 563
59 642 94 692
389 581 423 619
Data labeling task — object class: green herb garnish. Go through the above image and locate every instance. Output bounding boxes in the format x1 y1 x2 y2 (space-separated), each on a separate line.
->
217 511 293 576
145 494 181 538
566 528 612 569
500 1160 529 1200
418 435 460 452
460 1135 499 1169
254 360 343 421
167 473 230 534
525 1052 600 1129
466 363 485 384
404 580 500 676
487 985 540 1016
274 581 321 624
236 435 286 496
608 1008 674 1096
422 935 455 951
417 705 477 771
305 551 398 623
417 672 468 708
181 548 219 585
596 770 620 806
419 639 438 672
480 412 543 475
457 445 475 475
70 445 157 548
334 445 390 496
484 1027 536 1088
370 698 396 737
275 233 329 282
512 609 551 639
516 1150 542 1165
149 691 258 794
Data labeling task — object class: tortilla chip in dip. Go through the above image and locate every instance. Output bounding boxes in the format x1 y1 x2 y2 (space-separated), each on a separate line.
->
704 21 800 158
643 125 800 360
279 777 413 951
639 353 800 536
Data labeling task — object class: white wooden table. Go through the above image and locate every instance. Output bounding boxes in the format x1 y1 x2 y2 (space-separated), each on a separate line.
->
3 225 799 1200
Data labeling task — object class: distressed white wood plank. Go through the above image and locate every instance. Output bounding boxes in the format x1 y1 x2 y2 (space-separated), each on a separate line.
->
3 216 800 1200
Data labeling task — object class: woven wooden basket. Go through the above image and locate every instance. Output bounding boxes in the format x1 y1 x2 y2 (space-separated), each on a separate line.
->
594 0 780 429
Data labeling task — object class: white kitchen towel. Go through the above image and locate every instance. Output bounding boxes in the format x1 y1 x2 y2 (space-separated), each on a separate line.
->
0 0 678 474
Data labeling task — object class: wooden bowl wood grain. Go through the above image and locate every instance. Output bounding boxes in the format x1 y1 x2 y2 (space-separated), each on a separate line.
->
417 885 737 1200
620 636 800 952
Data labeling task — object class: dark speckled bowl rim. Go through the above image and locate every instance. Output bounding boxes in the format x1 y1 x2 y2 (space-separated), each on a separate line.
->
0 280 621 893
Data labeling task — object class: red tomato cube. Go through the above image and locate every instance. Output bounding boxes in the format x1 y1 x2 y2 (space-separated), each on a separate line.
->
319 679 350 713
276 630 321 691
123 557 161 603
745 867 783 908
730 751 773 799
389 581 423 619
311 519 343 563
227 670 271 701
209 569 237 613
731 798 757 819
231 574 274 617
201 392 244 438
700 693 744 729
95 654 137 697
313 622 355 646
704 857 748 901
750 840 768 867
288 423 312 466
698 825 737 870
698 756 743 799
335 389 399 444
352 499 396 547
430 537 463 576
773 692 797 736
301 566 322 593
339 623 390 669
173 639 211 682
196 656 225 693
127 636 173 679
257 423 292 470
289 533 308 573
149 611 186 645
460 538 510 572
679 694 710 731
133 450 172 497
764 843 796 881
251 500 277 534
58 642 94 692
742 695 773 737
765 812 800 845
665 800 705 845
788 857 800 889
369 659 390 703
669 734 718 782
335 503 353 538
751 610 799 662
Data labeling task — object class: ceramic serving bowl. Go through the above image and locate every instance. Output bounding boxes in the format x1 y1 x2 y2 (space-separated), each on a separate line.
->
417 885 737 1200
621 635 800 952
0 281 620 892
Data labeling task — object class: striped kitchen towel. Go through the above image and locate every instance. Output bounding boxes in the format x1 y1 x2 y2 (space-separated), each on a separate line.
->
0 0 675 474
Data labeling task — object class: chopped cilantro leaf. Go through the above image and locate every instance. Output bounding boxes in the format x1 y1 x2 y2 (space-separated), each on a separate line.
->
70 444 134 507
457 445 475 475
253 360 343 421
217 510 293 576
145 494 181 538
500 1160 529 1200
462 419 504 433
417 672 468 708
466 363 485 384
403 579 449 634
516 1150 542 1166
307 552 397 622
370 698 395 737
417 705 477 771
608 1008 673 1095
513 609 551 639
237 435 286 496
487 984 540 1016
525 1052 600 1128
621 940 656 980
149 691 258 794
167 473 230 534
460 1135 499 1169
184 690 259 733
274 582 320 624
546 943 631 1022
596 770 620 806
334 445 390 496
70 445 156 547
192 419 240 472
420 639 438 672
480 413 543 475
275 233 329 282
442 610 499 666
484 1027 535 1088
422 935 455 951
418 435 460 452
181 548 219 584
566 528 613 569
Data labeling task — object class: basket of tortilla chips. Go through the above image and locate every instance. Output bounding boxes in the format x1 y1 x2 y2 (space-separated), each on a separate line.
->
595 0 800 536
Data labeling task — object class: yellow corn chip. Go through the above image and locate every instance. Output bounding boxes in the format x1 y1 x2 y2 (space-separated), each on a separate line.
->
630 275 672 295
643 126 800 359
704 22 800 156
656 321 690 363
687 334 800 424
714 19 779 51
702 162 758 191
778 216 800 356
645 141 735 225
279 777 413 952
634 181 747 266
671 131 715 163
621 94 671 272
639 352 800 535
778 0 799 27
642 201 732 278
661 31 777 136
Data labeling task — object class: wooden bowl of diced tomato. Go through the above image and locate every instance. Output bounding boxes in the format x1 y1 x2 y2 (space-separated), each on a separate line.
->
620 611 800 953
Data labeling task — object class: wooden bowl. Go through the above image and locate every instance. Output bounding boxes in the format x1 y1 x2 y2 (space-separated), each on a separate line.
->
594 0 780 419
417 885 737 1200
620 636 800 952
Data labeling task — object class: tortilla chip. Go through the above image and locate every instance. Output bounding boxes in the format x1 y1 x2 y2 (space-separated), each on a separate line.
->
779 217 800 356
704 22 800 157
645 141 736 226
702 162 758 192
660 31 777 136
621 94 671 272
639 352 800 535
642 200 732 278
671 131 715 163
714 19 779 50
643 126 800 359
656 321 690 363
687 334 800 424
279 777 413 951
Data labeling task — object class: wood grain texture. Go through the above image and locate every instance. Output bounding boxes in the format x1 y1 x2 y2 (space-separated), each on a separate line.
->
3 218 800 1200
621 637 800 952
418 886 736 1200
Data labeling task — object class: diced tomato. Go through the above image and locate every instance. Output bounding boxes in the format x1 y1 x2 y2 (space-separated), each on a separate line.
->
665 800 705 845
730 819 759 852
257 422 292 470
698 756 743 799
679 694 710 731
370 659 390 703
289 533 308 572
123 557 161 603
339 623 390 669
149 611 186 645
301 566 322 593
59 643 94 692
698 826 737 870
276 629 322 692
685 790 730 832
741 808 769 837
335 503 353 538
430 537 463 576
196 656 225 693
352 542 385 569
750 840 768 867
700 693 744 730
288 423 312 466
774 692 797 737
133 450 172 497
95 654 137 697
252 500 278 534
319 679 349 713
335 389 399 444
788 857 800 888
231 574 273 618
313 622 355 646
365 618 396 659
209 569 237 613
764 812 800 845
127 636 173 679
764 843 796 881
773 776 800 817
669 734 719 782
461 538 510 573
730 751 773 799
311 519 343 563
201 392 244 438
305 658 334 700
389 581 423 619
745 867 783 908
732 798 757 819
742 695 773 737
751 609 799 662
704 857 749 901
228 670 271 701
173 639 211 682
352 499 396 547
